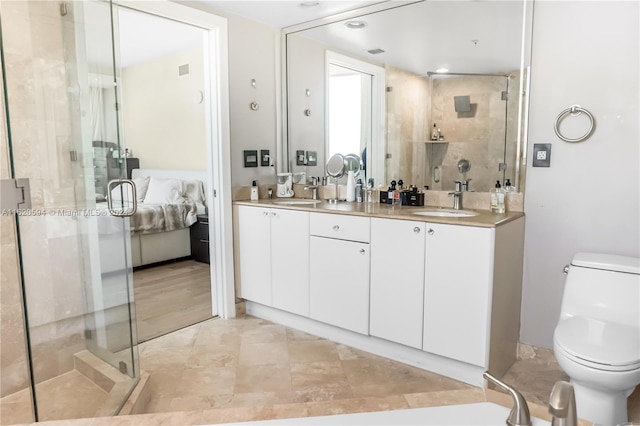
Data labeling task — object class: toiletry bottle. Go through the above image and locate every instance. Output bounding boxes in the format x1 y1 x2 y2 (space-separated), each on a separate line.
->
250 180 259 201
490 181 501 212
497 184 506 213
346 170 356 202
431 124 438 141
355 179 363 203
505 179 516 193
387 180 396 204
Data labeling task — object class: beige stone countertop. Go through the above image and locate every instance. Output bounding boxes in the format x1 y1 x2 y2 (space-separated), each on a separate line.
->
233 199 524 228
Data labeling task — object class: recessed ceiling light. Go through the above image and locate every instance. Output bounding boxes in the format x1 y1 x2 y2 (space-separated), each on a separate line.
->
436 68 449 73
368 48 385 55
344 20 367 29
299 1 319 7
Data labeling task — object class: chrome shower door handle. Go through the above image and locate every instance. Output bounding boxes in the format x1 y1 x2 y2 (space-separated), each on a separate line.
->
107 179 137 217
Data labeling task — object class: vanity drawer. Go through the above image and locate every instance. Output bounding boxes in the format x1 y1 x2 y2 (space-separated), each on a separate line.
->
310 212 370 243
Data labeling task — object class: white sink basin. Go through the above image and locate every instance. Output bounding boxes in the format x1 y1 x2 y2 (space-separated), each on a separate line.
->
413 209 478 218
271 199 321 206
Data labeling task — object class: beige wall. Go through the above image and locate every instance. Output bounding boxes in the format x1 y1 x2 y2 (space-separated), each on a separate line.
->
385 66 431 189
227 14 280 186
121 47 207 170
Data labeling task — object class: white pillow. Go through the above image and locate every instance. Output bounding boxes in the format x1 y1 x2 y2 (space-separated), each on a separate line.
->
143 177 185 204
183 180 206 205
109 176 150 203
134 176 150 202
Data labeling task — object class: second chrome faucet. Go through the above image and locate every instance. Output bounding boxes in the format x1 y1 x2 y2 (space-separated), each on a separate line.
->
448 180 463 210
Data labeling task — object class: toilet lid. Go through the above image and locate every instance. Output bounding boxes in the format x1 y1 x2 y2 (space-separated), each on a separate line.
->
554 316 640 369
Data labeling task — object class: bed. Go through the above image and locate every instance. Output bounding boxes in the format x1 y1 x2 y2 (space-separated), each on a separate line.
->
98 168 209 271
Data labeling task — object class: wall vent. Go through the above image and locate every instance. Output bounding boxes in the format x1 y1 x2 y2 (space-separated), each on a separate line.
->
178 64 190 76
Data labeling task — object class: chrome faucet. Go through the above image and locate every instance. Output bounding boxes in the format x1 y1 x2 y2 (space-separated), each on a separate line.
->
304 176 319 200
549 381 577 426
462 179 471 192
448 180 463 210
483 371 532 426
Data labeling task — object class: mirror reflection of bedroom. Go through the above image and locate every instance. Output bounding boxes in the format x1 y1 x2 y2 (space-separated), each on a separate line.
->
95 7 215 342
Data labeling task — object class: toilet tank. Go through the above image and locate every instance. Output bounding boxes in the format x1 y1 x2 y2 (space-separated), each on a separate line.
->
560 252 640 328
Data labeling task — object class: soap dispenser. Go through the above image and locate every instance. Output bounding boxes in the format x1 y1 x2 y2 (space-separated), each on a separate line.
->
490 181 500 212
490 181 505 213
250 180 259 201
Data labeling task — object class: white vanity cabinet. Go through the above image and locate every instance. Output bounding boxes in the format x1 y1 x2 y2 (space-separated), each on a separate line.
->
237 205 309 315
309 213 371 334
237 205 272 305
370 218 426 349
422 223 493 367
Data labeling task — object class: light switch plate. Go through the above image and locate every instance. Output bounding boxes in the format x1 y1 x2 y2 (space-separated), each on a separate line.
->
533 143 551 167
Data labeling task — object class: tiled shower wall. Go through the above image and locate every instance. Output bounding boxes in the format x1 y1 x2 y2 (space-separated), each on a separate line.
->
431 72 521 192
1 1 94 397
385 67 521 193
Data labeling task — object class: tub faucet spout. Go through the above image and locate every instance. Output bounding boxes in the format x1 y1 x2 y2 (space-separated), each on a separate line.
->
483 371 531 426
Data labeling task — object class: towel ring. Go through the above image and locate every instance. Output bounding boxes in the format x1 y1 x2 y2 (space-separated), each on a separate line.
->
554 105 595 143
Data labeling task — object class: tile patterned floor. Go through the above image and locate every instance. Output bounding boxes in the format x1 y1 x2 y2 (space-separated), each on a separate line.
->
140 315 474 413
7 314 640 425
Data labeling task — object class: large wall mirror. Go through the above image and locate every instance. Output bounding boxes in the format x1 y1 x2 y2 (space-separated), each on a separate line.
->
284 0 533 193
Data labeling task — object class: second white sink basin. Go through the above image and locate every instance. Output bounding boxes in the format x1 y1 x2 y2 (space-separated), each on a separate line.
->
271 199 321 206
413 209 478 218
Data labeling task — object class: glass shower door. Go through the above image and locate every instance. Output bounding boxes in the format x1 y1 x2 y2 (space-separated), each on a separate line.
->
1 0 139 421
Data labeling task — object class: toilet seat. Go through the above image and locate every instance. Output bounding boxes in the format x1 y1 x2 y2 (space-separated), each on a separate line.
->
554 316 640 372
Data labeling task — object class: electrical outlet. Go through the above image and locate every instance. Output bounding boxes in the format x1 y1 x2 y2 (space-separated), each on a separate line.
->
533 143 551 167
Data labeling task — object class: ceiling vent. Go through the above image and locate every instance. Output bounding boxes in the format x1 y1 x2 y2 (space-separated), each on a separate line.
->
367 48 385 55
178 64 190 76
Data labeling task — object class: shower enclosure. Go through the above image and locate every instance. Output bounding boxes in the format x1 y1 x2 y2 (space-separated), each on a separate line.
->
1 1 139 422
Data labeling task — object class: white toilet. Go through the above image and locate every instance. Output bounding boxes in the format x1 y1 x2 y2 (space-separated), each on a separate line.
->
554 252 640 426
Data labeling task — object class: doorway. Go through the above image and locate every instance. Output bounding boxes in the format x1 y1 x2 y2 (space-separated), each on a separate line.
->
0 0 233 422
115 5 214 342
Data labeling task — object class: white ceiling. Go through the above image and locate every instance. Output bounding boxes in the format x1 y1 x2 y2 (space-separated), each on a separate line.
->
116 1 525 76
290 1 525 76
181 1 387 29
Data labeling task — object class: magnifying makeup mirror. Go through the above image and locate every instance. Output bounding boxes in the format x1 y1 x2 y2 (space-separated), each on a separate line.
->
326 153 346 202
327 153 346 178
344 153 363 175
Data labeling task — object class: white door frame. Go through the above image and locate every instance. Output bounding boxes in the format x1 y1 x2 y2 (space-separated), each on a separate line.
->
115 0 235 319
325 51 385 187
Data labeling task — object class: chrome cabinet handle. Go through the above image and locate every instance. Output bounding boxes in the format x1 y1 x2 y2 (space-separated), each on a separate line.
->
271 211 277 217
427 228 434 235
360 249 366 255
262 211 269 216
333 225 340 231
413 227 421 233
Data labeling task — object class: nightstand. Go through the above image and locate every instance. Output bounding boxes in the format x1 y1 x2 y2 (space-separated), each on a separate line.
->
190 214 210 264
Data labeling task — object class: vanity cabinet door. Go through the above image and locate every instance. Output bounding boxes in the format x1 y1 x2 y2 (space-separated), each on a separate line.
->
423 223 493 367
271 208 310 316
309 236 370 334
237 205 272 305
370 218 426 349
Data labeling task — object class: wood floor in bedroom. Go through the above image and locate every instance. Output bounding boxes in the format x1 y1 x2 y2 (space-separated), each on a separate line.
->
133 259 213 342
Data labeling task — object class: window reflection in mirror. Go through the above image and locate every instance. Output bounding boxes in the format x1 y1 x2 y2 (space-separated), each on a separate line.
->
327 64 370 179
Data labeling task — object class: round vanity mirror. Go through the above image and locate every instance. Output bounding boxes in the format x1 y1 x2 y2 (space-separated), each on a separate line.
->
344 153 363 175
326 153 346 178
